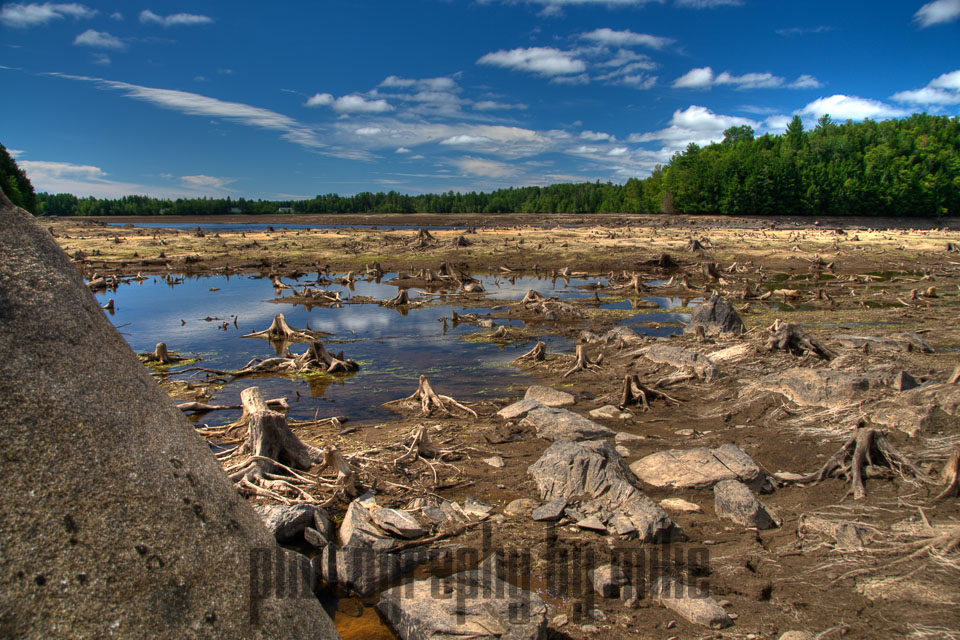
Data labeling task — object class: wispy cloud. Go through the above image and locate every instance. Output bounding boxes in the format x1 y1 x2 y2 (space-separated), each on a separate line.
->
478 47 587 76
473 100 528 111
453 157 516 179
180 174 235 189
891 69 960 105
139 9 213 27
91 52 110 65
18 159 233 198
673 66 821 90
776 25 833 37
304 93 394 113
797 94 907 121
579 28 673 50
0 2 94 28
50 73 326 151
914 0 960 27
73 29 125 50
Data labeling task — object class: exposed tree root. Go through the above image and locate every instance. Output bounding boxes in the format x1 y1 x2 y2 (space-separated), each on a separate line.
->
614 374 681 411
767 319 834 360
183 340 358 378
933 450 960 501
795 426 930 500
384 375 478 418
243 313 324 342
140 342 188 365
515 340 546 363
563 344 603 378
178 397 288 414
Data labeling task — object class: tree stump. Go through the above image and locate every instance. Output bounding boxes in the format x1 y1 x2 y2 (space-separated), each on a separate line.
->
515 341 546 363
384 375 478 418
563 344 603 378
766 319 833 360
141 342 187 365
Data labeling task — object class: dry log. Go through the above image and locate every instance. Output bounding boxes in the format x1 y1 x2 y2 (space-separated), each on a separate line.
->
178 397 288 414
563 344 603 378
766 319 833 360
384 375 478 418
515 340 546 363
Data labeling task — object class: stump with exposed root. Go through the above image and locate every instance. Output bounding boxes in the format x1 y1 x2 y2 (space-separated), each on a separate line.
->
384 375 478 418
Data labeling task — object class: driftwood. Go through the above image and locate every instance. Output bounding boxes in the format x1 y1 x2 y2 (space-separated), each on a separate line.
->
766 320 833 360
140 342 188 365
563 344 603 377
515 340 546 362
795 426 930 500
384 375 478 418
178 397 288 414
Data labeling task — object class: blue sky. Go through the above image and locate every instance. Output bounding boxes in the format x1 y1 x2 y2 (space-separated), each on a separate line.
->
1 0 959 200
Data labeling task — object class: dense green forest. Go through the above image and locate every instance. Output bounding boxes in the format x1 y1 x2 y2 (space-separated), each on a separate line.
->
0 143 37 213
8 112 960 217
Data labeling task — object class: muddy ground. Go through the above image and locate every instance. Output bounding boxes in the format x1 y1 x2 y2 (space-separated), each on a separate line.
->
45 214 960 639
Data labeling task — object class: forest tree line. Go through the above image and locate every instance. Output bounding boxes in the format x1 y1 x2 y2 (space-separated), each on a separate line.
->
3 112 958 217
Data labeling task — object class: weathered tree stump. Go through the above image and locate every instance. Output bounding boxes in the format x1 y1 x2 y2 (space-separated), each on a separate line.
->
384 375 478 418
616 374 681 411
243 314 320 342
701 262 721 282
515 340 547 363
383 290 410 307
141 342 187 365
295 341 359 374
766 319 833 360
563 344 603 378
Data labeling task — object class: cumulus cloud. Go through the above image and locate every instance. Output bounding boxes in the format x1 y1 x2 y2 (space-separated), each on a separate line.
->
628 105 760 149
304 93 393 113
892 69 960 105
139 9 213 26
478 47 587 76
673 66 820 90
579 28 674 50
73 29 125 50
914 0 960 27
304 93 333 107
797 94 907 121
0 2 94 27
395 147 411 154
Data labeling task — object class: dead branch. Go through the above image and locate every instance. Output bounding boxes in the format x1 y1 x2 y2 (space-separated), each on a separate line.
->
318 445 361 498
178 397 288 414
949 363 960 385
384 375 478 418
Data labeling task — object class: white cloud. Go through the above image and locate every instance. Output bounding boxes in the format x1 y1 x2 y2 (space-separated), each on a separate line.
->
395 147 411 154
473 100 528 111
0 2 94 28
797 94 907 121
441 134 493 146
355 127 382 135
580 130 613 141
673 66 712 89
17 160 228 198
478 47 586 76
674 66 820 90
73 29 125 50
628 105 760 149
91 52 110 65
550 73 590 85
139 9 213 27
453 157 515 179
109 11 121 20
674 0 742 6
305 93 333 107
579 28 673 50
763 115 793 133
892 69 960 106
180 174 233 189
914 0 960 27
607 146 629 156
331 95 393 113
776 25 832 37
54 73 326 150
380 75 456 91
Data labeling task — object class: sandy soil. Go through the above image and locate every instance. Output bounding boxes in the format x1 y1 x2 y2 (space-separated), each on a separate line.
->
45 214 960 639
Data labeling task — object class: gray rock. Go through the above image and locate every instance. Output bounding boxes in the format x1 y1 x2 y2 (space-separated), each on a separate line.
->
799 515 872 549
531 498 567 521
630 444 764 490
336 543 401 597
524 385 576 407
521 407 615 441
891 370 919 392
0 192 338 638
313 508 334 540
713 480 780 529
684 294 744 336
528 440 680 542
871 382 960 436
313 544 337 585
592 564 630 598
369 507 427 539
377 568 548 640
462 497 495 519
576 516 608 532
652 576 733 629
615 431 644 443
339 500 396 551
590 405 632 420
504 498 539 517
659 498 702 513
496 398 544 420
483 455 505 468
757 367 879 408
615 445 630 457
621 584 641 608
304 527 330 548
253 503 321 541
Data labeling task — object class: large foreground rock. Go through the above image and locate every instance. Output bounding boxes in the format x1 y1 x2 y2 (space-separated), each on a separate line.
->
630 444 764 490
521 406 615 441
523 385 575 407
756 367 880 407
529 440 679 541
377 567 547 640
0 190 340 637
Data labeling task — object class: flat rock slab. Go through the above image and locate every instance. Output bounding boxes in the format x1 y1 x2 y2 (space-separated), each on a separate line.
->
834 333 933 353
497 398 543 420
713 480 780 529
870 383 960 436
799 515 872 549
630 444 763 490
504 498 540 517
528 440 679 542
368 507 427 539
339 500 397 551
377 569 548 640
524 385 576 407
652 577 733 629
521 407 615 441
757 367 878 408
532 498 567 522
590 405 632 420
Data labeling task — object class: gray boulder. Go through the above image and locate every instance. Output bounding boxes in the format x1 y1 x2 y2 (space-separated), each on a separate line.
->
684 294 744 336
377 567 547 640
368 507 427 539
524 385 576 407
339 499 397 552
713 480 780 529
528 440 679 542
253 503 328 542
630 444 765 490
496 397 543 420
335 544 402 597
521 407 615 441
0 190 339 637
652 576 732 629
